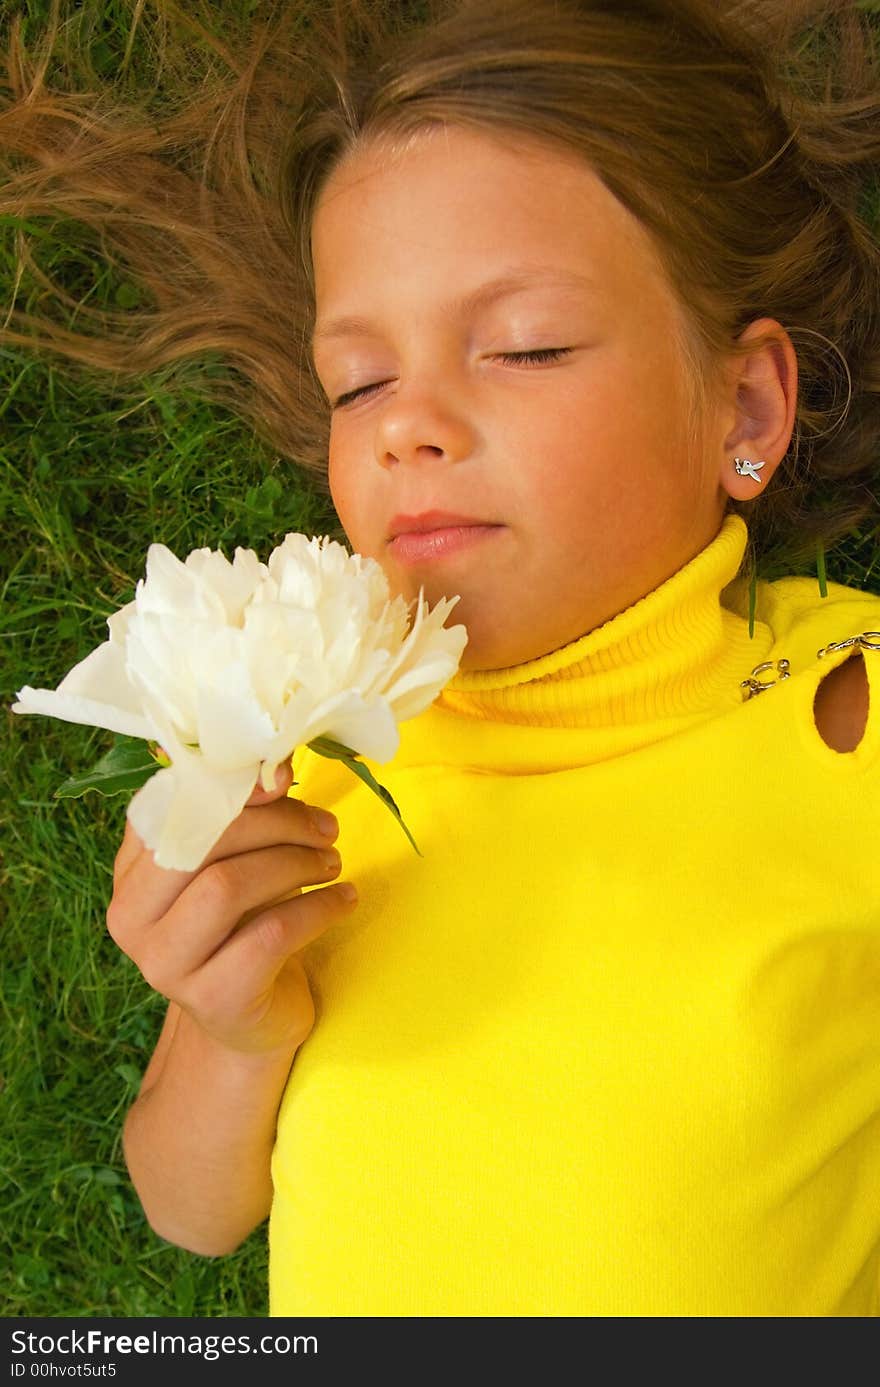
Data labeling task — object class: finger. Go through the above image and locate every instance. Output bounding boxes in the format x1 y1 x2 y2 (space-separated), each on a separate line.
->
245 758 295 807
112 814 148 890
114 757 296 888
185 880 358 1023
111 792 339 930
121 842 346 991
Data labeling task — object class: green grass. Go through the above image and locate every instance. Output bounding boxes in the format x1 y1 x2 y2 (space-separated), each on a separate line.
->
2 0 880 1321
0 0 341 1306
1 358 339 1317
2 352 343 1316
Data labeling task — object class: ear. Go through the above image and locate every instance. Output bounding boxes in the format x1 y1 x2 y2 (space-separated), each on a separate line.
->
716 317 799 502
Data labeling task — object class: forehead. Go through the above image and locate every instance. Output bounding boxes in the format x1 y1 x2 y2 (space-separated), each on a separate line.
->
308 124 686 365
312 123 665 289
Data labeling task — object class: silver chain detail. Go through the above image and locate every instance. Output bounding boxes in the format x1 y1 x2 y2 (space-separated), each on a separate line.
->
740 658 791 700
741 630 879 701
816 631 880 658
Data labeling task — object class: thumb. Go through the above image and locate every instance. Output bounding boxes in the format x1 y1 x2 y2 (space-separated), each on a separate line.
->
246 758 294 807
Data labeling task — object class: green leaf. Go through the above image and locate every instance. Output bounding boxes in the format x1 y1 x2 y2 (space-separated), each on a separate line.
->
93 1167 123 1186
816 538 828 599
307 735 422 856
54 736 161 800
307 735 360 761
113 281 142 309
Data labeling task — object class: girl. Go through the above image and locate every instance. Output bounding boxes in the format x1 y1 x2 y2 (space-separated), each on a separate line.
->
3 0 880 1316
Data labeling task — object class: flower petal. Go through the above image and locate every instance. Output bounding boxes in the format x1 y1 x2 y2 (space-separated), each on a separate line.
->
127 754 258 870
184 546 267 626
319 697 400 763
11 639 153 739
382 596 468 719
194 667 277 768
11 684 153 739
137 544 228 623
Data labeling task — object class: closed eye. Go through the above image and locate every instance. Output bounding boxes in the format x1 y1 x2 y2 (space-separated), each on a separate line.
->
495 347 573 367
330 347 574 409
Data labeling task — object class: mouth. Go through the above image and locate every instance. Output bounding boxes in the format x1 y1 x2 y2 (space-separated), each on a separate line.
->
386 513 505 566
386 510 498 542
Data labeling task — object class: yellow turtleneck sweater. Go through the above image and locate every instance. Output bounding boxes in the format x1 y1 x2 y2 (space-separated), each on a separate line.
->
269 513 880 1317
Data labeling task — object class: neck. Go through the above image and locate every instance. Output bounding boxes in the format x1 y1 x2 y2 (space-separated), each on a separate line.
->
435 512 770 728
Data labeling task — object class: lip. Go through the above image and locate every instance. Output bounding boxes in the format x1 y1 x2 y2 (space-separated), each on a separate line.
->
387 519 504 566
386 510 496 541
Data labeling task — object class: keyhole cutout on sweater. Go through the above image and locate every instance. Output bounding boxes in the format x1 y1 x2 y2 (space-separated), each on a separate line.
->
812 652 869 752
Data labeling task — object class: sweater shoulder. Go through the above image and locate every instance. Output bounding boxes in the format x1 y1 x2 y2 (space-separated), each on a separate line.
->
723 571 880 665
724 571 880 765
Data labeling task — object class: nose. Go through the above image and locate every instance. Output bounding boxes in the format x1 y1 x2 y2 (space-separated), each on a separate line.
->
373 381 475 471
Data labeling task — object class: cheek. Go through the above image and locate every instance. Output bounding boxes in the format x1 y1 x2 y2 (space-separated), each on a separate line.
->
327 446 361 537
326 447 344 513
327 447 388 565
510 408 599 527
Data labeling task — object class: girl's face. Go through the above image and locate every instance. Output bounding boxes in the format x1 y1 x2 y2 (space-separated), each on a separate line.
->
310 124 731 671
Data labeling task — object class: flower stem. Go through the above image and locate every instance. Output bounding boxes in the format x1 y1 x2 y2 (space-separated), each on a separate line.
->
306 736 422 856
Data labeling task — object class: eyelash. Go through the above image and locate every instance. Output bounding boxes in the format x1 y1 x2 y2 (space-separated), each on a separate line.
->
330 347 573 410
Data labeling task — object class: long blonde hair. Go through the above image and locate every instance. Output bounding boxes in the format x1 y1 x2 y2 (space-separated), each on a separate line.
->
2 0 878 591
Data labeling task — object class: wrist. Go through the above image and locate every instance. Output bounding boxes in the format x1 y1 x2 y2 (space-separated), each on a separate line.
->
177 1007 307 1075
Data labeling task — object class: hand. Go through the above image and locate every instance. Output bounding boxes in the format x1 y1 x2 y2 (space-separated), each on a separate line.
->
106 759 357 1056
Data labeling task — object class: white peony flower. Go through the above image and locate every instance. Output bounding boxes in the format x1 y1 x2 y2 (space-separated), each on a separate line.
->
12 533 468 870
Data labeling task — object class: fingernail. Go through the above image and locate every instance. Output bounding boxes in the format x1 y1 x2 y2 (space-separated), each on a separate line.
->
310 807 338 839
336 881 357 903
320 847 342 873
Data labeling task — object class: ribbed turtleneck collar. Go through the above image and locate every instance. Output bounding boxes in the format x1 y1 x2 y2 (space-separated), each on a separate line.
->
438 511 767 724
388 513 776 773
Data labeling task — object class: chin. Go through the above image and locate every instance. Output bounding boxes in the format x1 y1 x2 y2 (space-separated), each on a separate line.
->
457 631 520 674
460 621 581 673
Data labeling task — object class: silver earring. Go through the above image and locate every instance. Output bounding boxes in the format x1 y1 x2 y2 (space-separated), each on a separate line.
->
733 456 766 483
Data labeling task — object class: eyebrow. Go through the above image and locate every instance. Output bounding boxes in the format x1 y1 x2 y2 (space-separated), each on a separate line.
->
310 265 596 349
